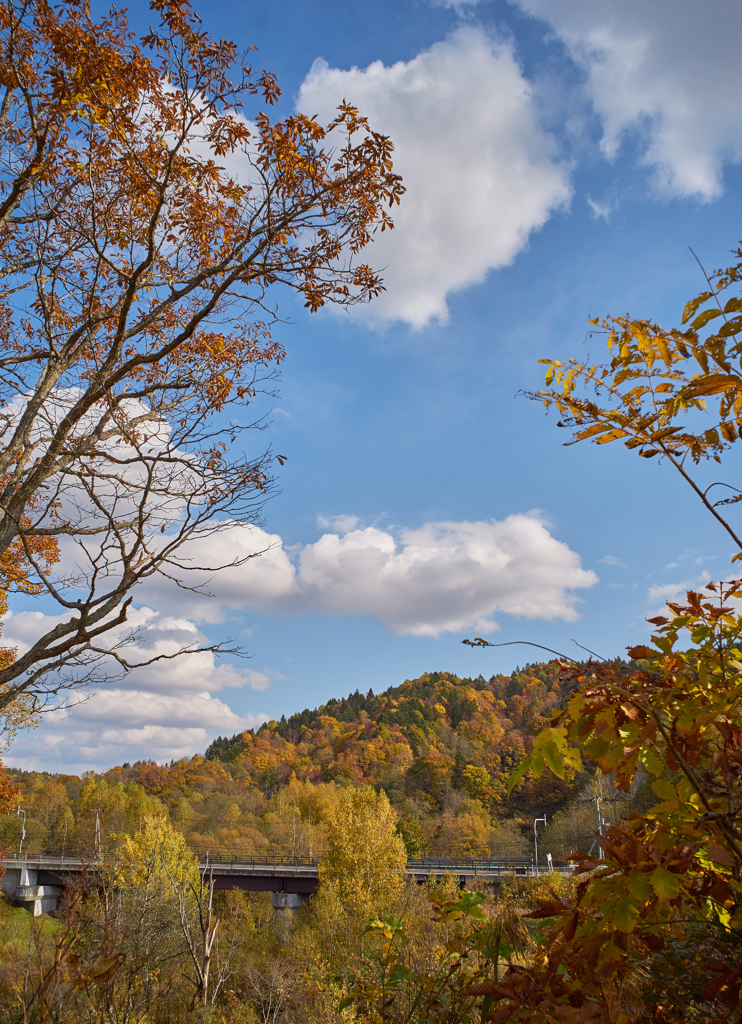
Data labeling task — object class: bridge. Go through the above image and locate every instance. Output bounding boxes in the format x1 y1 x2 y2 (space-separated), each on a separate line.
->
1 853 560 916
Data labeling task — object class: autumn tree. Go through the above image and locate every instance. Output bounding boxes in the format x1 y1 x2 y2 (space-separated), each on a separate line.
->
0 0 403 722
318 786 406 918
456 244 742 1022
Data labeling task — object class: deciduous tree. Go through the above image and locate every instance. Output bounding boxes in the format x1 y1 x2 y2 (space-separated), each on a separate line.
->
318 785 406 917
0 0 403 720
468 243 742 1022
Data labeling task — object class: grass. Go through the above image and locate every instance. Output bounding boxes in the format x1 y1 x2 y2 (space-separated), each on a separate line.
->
0 896 61 958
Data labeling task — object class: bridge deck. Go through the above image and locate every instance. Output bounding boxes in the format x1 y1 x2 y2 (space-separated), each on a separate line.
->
1 854 567 890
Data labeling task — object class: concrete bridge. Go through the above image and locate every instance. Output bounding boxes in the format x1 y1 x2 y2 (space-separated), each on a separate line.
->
1 853 548 916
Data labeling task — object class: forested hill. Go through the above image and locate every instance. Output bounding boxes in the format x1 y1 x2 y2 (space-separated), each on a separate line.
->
4 661 634 861
203 663 603 815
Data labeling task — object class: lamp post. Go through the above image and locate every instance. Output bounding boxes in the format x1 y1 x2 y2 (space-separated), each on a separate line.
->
17 806 26 858
533 815 546 877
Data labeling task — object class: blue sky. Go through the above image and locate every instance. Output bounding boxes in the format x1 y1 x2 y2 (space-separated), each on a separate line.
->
9 0 742 771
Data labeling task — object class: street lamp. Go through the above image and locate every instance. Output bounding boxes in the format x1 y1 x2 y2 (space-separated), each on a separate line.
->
17 806 26 858
533 815 546 877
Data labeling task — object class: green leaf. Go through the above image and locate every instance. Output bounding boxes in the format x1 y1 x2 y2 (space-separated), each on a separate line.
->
651 778 678 801
541 738 565 779
389 964 409 984
650 866 683 901
507 757 535 796
528 727 582 783
641 747 664 775
448 891 487 919
610 893 640 932
626 868 652 902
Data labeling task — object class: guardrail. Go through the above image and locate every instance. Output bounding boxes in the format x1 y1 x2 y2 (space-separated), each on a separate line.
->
3 851 574 874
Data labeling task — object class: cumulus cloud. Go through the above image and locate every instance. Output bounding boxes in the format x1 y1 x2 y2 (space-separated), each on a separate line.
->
294 516 597 635
511 0 742 199
8 689 268 774
2 605 275 771
297 27 570 326
5 513 595 768
142 513 598 637
2 605 277 695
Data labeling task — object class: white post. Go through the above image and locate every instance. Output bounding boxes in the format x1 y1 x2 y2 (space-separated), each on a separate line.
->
533 816 546 877
90 808 101 852
596 778 607 860
17 806 26 858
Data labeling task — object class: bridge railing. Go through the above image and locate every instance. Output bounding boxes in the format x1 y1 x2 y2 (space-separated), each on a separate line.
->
7 849 575 874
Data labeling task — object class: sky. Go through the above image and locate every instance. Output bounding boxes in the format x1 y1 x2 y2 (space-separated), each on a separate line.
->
7 0 742 772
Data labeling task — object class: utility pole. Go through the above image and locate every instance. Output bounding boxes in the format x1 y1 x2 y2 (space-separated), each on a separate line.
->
17 806 26 858
90 808 102 852
534 815 546 877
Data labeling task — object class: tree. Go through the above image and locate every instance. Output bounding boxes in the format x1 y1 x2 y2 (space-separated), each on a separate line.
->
318 786 406 917
464 244 742 1022
0 0 403 720
527 243 742 550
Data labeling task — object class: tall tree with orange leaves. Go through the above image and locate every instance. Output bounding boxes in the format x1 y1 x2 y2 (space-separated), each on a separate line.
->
0 0 403 725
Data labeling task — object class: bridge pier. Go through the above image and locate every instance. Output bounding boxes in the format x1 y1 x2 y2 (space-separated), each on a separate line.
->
1 864 61 916
271 891 306 920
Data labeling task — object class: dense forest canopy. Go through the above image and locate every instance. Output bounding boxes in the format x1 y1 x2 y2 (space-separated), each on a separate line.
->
1 664 639 863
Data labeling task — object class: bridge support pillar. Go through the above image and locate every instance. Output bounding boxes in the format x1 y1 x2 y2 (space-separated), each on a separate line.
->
2 866 61 916
271 891 305 921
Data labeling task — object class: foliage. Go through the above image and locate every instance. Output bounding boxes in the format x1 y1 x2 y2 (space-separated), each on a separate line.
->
112 811 198 890
339 883 545 1024
0 0 403 723
461 241 742 1022
0 760 17 817
318 786 406 917
205 666 593 822
1 665 617 864
528 242 742 553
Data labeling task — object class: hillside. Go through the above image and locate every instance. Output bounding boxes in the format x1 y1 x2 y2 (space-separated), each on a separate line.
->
203 664 594 814
3 662 624 861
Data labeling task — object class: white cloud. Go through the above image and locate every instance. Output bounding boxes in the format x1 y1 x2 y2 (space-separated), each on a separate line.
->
142 513 598 638
512 0 742 199
297 27 571 327
598 555 627 567
316 514 361 533
2 605 275 771
4 513 595 768
2 605 275 695
8 690 268 774
646 580 692 606
294 516 597 635
431 0 488 12
587 196 613 221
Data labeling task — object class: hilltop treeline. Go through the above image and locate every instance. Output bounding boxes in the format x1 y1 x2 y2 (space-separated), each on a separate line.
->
2 664 639 862
203 665 599 813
